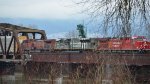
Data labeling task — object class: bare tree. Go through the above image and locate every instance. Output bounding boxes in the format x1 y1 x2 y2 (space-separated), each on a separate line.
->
75 0 150 37
65 30 79 38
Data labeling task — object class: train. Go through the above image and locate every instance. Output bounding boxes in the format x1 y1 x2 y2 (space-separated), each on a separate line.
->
21 36 150 53
0 23 149 54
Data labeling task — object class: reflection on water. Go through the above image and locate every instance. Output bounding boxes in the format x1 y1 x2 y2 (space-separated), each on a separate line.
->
0 63 97 84
0 73 25 84
0 65 63 84
0 62 149 84
0 75 15 84
56 77 63 84
0 73 64 84
0 63 113 84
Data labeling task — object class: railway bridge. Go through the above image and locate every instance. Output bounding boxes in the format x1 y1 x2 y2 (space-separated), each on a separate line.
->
0 23 150 83
0 23 149 65
0 23 46 62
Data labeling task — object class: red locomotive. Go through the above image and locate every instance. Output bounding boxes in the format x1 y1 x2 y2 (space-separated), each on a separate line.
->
97 36 150 50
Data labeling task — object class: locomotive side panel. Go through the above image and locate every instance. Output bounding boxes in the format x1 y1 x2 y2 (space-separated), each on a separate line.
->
121 38 133 50
109 38 123 50
97 38 110 50
134 41 150 50
22 40 34 50
45 39 56 50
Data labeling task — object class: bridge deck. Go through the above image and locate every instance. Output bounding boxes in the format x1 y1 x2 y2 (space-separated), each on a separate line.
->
29 50 150 65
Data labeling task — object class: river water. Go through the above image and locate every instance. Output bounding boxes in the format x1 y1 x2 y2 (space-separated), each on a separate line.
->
0 63 109 84
0 71 64 84
0 62 149 84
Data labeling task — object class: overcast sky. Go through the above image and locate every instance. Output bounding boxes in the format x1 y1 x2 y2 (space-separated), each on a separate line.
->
0 0 84 19
0 0 100 38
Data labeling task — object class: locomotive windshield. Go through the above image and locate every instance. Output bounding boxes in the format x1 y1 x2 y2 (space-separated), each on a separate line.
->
18 32 43 40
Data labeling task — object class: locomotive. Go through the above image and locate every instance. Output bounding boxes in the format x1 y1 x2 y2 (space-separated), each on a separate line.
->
21 36 150 53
